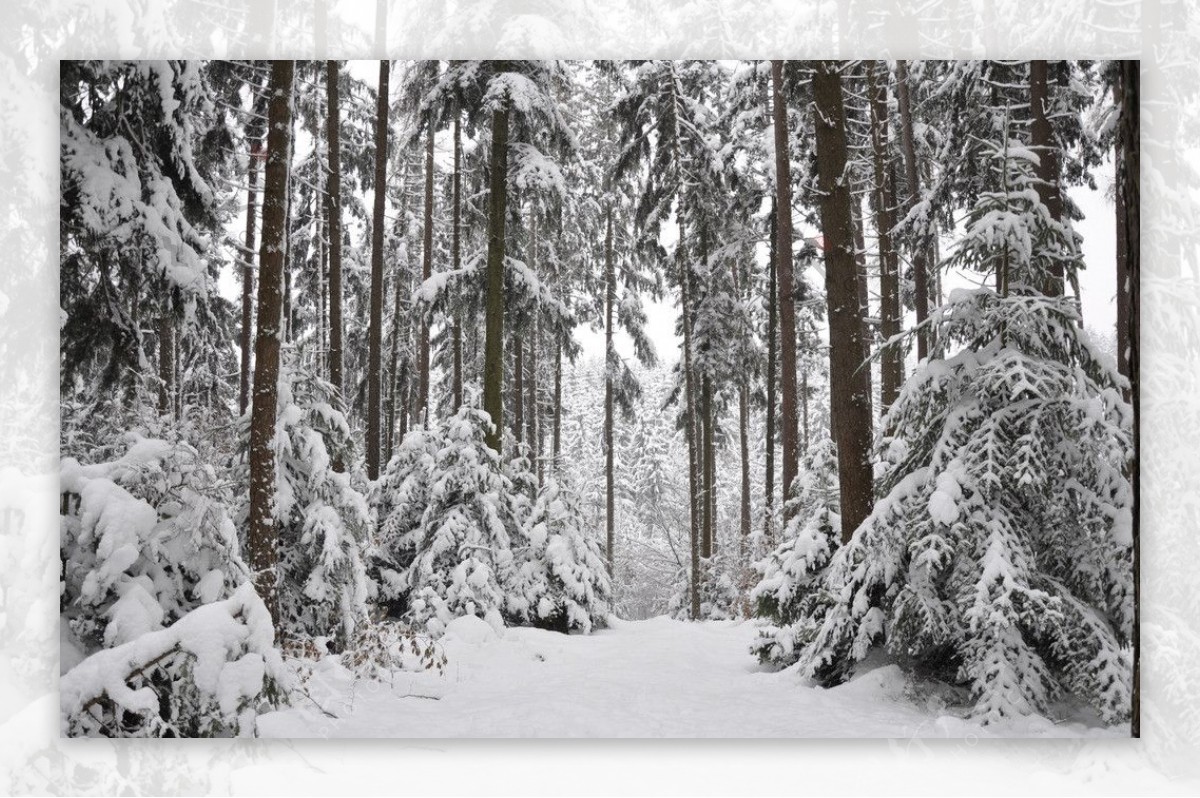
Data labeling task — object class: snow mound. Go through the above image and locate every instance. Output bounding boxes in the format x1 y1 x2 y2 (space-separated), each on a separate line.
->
443 615 499 646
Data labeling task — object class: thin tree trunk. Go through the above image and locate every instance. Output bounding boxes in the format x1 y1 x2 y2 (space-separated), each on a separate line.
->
735 258 750 556
813 61 875 545
366 59 389 480
605 204 615 577
868 61 903 415
513 333 524 445
852 198 873 426
553 339 562 471
679 230 701 620
771 60 801 516
240 139 260 416
896 59 931 361
387 159 410 457
247 59 293 628
529 211 541 481
701 373 715 559
325 60 346 467
483 105 510 452
452 105 464 411
764 202 777 542
418 123 434 422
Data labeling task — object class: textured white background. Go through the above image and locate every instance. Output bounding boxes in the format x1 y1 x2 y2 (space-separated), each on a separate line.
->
1 0 1197 793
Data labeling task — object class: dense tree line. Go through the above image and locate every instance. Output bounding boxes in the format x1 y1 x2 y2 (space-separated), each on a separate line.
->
59 59 1137 734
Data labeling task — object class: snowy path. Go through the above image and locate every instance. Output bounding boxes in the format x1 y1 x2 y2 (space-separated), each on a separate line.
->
257 616 1122 738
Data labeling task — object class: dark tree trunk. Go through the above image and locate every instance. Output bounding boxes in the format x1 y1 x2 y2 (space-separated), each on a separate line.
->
418 123 434 423
247 60 293 628
896 60 931 361
813 61 875 545
701 373 715 559
764 202 777 542
452 106 464 411
529 210 540 478
678 226 701 620
239 138 260 416
852 198 874 426
366 59 389 480
771 60 801 517
868 61 903 415
605 205 615 577
325 60 346 464
1030 59 1065 296
387 159 410 458
553 339 562 471
1116 59 1140 739
483 105 509 452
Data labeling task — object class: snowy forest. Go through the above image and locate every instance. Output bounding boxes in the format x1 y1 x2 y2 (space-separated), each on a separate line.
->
59 59 1139 738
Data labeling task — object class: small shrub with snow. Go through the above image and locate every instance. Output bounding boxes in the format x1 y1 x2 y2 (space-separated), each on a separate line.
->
750 437 840 663
508 478 612 633
786 137 1134 725
60 434 246 652
60 584 288 737
376 406 520 637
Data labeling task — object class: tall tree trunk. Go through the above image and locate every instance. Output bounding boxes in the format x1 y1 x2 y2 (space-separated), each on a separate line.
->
325 60 346 458
678 224 701 620
529 211 541 481
553 339 563 471
387 159 410 458
852 198 873 426
417 123 434 423
513 333 524 444
247 60 293 628
813 61 875 545
239 139 261 416
483 105 510 452
1029 59 1065 296
366 59 389 480
771 60 801 517
896 59 931 361
452 105 464 411
701 374 715 559
605 205 615 577
763 202 777 543
1116 59 1140 738
868 61 903 415
318 173 327 379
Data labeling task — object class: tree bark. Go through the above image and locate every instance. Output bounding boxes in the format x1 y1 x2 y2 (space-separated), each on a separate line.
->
605 204 615 577
483 105 510 452
771 60 801 517
325 60 346 461
417 122 434 423
247 60 293 628
852 198 874 427
678 225 701 620
764 202 777 543
366 59 389 481
868 61 903 415
1116 59 1140 739
239 138 260 416
895 60 931 361
1030 59 1065 296
529 210 540 477
452 105 464 411
387 159 410 458
813 61 875 544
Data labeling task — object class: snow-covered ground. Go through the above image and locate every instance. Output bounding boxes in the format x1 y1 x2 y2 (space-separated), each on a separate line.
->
258 616 1125 739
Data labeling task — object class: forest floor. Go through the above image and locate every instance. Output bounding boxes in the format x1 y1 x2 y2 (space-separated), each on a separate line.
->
257 616 1126 739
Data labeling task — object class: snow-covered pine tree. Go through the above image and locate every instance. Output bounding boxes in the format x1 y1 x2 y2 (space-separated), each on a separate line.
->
749 436 840 664
61 435 248 653
790 130 1134 725
238 360 370 650
376 405 521 636
508 478 612 633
